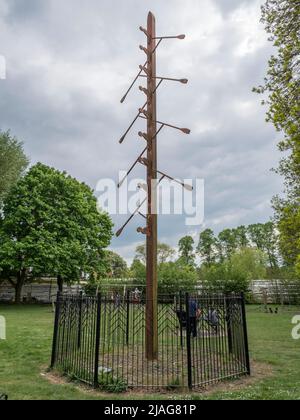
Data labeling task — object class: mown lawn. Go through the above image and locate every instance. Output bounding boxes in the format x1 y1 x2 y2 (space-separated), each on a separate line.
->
0 304 299 400
197 306 300 400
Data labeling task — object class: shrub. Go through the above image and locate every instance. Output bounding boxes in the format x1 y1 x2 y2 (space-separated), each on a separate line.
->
201 248 268 293
98 372 127 393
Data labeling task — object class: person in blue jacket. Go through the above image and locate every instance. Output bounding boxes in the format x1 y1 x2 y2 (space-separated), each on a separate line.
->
189 298 199 338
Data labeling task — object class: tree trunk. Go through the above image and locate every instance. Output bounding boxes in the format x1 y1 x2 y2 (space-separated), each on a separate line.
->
15 269 26 304
15 282 23 305
57 275 63 293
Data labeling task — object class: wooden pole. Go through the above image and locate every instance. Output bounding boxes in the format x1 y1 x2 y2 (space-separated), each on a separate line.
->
145 11 158 360
117 11 190 359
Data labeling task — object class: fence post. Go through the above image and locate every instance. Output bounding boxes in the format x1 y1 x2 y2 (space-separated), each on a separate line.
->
50 292 61 369
185 293 193 390
179 291 184 348
94 293 101 388
77 291 83 349
225 293 233 354
126 290 130 346
241 293 251 376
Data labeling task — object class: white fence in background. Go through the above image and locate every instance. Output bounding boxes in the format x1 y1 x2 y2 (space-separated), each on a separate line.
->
0 279 299 304
249 279 300 304
0 280 82 304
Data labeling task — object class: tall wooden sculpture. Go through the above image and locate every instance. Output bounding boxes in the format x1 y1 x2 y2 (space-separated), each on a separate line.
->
116 12 191 360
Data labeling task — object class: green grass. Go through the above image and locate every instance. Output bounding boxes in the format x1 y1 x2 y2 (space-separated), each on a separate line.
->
0 304 299 400
196 305 300 400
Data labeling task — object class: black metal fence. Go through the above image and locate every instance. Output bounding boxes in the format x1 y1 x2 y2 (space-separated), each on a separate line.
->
51 292 250 391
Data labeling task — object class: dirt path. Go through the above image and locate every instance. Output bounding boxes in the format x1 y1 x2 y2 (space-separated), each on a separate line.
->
43 360 273 399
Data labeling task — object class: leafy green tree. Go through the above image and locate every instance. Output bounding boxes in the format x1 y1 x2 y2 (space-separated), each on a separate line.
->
130 258 198 295
197 228 216 266
158 261 197 295
274 199 300 269
255 0 300 272
135 244 146 264
247 224 265 250
130 258 146 284
276 204 300 267
135 242 175 265
234 226 249 249
202 262 251 294
157 243 175 264
230 248 268 281
215 239 224 263
0 131 29 205
255 0 300 180
105 251 128 278
248 222 279 268
262 221 279 269
217 229 238 261
0 163 113 302
201 248 268 293
178 236 195 266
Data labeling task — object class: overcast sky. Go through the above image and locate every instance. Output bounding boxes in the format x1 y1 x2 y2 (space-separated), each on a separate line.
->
0 0 283 263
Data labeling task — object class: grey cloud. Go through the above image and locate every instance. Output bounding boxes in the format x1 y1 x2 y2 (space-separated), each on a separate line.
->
213 0 256 16
5 0 46 22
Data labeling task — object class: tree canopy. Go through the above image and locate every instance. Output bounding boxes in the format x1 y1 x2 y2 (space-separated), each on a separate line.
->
197 229 216 266
178 236 195 266
135 242 175 265
255 0 300 274
197 223 279 270
105 251 128 278
0 163 113 301
255 0 300 177
200 248 268 293
0 131 29 205
158 261 198 295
